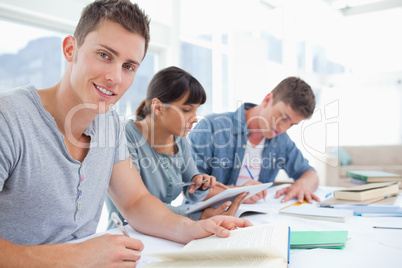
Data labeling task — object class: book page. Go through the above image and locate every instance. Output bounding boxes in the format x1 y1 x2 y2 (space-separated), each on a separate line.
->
235 203 271 217
146 222 288 262
142 258 287 268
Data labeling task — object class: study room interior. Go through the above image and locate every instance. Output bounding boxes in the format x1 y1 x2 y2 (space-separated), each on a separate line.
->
1 0 401 267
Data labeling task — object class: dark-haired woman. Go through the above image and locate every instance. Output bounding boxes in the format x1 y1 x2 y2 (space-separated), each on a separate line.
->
106 66 246 229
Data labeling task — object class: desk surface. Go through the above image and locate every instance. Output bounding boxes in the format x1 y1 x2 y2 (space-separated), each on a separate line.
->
77 185 402 267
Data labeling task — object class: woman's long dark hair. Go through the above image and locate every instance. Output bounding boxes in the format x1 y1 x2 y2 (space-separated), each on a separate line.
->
136 66 206 120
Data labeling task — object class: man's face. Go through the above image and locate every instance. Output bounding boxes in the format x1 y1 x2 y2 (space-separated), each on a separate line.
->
257 93 305 139
69 20 145 114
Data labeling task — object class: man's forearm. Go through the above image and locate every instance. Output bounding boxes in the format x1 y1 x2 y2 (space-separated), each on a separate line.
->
0 238 79 267
124 193 195 244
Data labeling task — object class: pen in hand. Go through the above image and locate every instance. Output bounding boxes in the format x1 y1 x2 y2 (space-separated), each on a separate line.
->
175 179 208 187
245 165 254 180
176 180 228 190
245 165 266 201
111 212 130 237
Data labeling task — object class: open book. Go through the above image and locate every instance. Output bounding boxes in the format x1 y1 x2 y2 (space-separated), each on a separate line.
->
234 202 271 218
185 182 272 214
143 222 290 268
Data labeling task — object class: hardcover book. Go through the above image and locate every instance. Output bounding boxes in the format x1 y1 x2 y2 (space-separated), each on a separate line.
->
346 170 402 183
290 230 348 249
334 182 399 201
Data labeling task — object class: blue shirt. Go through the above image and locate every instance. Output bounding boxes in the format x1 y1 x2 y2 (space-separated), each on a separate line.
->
188 103 314 185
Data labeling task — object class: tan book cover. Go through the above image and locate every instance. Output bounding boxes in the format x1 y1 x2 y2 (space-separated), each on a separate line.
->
334 182 399 201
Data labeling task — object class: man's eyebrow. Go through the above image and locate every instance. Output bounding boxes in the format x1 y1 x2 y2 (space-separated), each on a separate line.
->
100 44 140 66
284 112 301 125
284 112 298 124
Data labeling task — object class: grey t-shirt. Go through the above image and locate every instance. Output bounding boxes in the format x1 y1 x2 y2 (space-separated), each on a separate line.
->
0 85 128 245
125 120 206 203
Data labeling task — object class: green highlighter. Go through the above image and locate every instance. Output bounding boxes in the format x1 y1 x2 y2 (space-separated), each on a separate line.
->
290 231 348 249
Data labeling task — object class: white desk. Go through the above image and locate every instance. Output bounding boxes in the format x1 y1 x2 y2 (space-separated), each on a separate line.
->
77 185 402 267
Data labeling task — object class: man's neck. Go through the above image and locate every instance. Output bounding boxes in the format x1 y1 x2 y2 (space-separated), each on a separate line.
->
38 83 97 141
245 105 265 145
37 82 97 162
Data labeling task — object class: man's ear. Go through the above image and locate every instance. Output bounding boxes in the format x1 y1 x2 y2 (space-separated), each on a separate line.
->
152 98 163 116
262 92 274 107
63 35 76 62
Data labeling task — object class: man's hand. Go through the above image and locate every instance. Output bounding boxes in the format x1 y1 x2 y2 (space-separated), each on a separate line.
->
242 179 267 204
74 234 144 266
275 171 320 203
0 235 144 267
190 215 253 240
200 192 248 220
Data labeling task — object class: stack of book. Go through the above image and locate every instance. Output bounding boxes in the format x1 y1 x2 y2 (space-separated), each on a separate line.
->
346 170 402 188
322 182 402 216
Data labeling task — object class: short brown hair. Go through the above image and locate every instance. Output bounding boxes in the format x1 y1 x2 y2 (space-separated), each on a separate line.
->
74 0 150 58
271 77 316 118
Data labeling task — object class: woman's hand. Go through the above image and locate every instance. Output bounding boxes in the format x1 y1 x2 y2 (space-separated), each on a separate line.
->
242 179 267 204
189 174 228 193
199 192 248 220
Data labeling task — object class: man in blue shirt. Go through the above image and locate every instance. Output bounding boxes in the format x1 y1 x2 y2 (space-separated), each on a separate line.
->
189 77 320 204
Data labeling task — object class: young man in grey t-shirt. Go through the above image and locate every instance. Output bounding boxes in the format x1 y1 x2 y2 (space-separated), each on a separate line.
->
0 0 251 266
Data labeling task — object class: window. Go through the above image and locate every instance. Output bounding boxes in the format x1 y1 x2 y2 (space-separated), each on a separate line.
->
180 41 212 115
297 41 306 70
261 31 283 64
0 18 159 119
2 1 402 146
312 45 345 75
0 19 64 92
